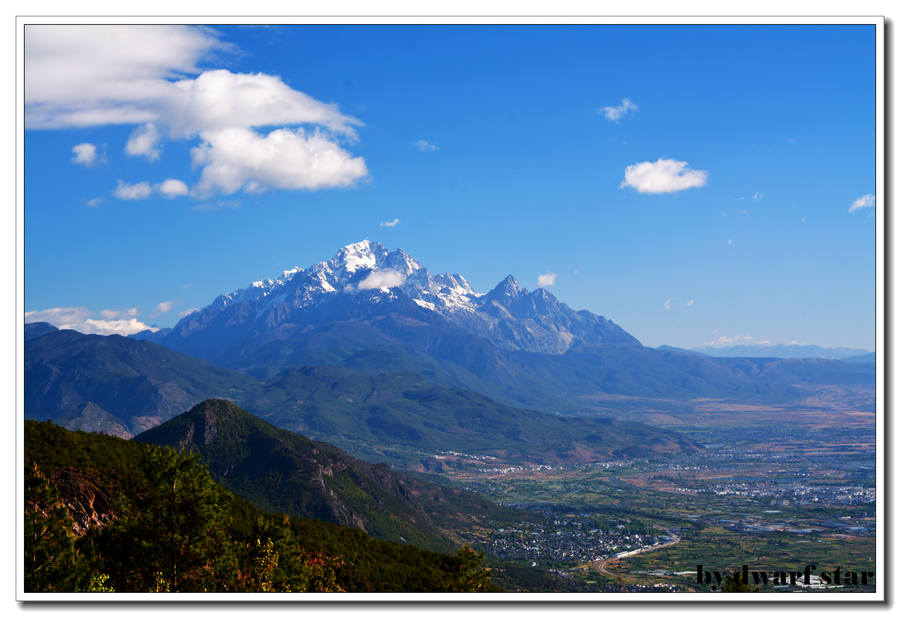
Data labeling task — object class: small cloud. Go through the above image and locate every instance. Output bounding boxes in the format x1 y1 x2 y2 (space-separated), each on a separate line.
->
98 307 139 320
113 180 152 200
741 209 748 215
537 272 557 287
620 158 708 194
727 238 734 245
801 217 806 223
178 307 201 318
753 192 764 202
849 194 875 213
414 139 439 152
25 306 157 335
598 98 638 122
358 268 405 291
155 301 174 314
704 334 754 347
86 197 104 208
72 142 98 166
379 218 400 228
156 179 189 198
125 123 162 161
684 299 694 307
663 298 672 311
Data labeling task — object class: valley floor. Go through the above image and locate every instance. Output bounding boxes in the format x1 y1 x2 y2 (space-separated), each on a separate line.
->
438 387 876 593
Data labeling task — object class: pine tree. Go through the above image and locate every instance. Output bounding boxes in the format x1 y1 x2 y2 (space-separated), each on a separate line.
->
96 447 238 592
24 464 91 592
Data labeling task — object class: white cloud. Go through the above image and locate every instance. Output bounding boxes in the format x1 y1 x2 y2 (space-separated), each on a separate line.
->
190 127 368 196
113 180 153 200
598 98 638 122
98 307 139 320
178 307 201 318
86 197 104 208
537 272 557 287
379 218 400 227
155 301 174 314
357 268 406 291
414 139 439 151
704 334 755 347
25 26 367 196
72 142 98 166
663 298 672 311
684 299 694 307
727 238 734 245
753 192 764 202
126 123 162 160
620 158 707 194
25 306 156 335
849 194 875 213
156 179 189 198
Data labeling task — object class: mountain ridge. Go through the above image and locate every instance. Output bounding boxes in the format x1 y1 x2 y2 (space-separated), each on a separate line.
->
134 398 514 551
142 240 640 360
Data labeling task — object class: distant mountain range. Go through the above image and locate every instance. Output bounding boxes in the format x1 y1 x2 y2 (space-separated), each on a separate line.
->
25 326 700 466
141 240 639 361
687 343 872 360
25 241 874 466
130 241 873 409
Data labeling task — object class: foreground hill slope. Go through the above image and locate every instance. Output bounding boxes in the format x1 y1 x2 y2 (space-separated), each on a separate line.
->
24 420 495 593
134 399 513 552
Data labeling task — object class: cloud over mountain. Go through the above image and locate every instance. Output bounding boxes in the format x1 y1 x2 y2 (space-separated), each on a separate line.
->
25 306 157 335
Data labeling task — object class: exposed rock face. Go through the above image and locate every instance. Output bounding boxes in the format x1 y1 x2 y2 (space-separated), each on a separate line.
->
46 468 118 536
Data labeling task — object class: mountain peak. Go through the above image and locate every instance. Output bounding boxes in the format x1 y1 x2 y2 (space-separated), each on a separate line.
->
138 398 259 449
486 275 522 300
335 239 385 273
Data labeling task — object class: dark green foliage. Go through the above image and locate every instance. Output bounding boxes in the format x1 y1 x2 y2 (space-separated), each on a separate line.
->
90 448 237 592
25 420 496 593
135 398 474 552
453 546 492 592
24 464 92 592
719 573 760 593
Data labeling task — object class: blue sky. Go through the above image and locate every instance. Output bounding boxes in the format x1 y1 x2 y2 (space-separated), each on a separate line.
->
24 24 876 349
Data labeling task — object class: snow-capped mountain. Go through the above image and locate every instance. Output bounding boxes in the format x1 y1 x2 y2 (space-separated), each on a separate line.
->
150 240 639 364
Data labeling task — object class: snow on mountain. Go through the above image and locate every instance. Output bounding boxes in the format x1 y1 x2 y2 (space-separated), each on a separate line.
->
165 240 639 354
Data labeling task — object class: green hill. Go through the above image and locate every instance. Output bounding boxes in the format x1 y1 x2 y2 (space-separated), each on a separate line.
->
24 419 496 593
134 399 513 552
243 366 701 467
